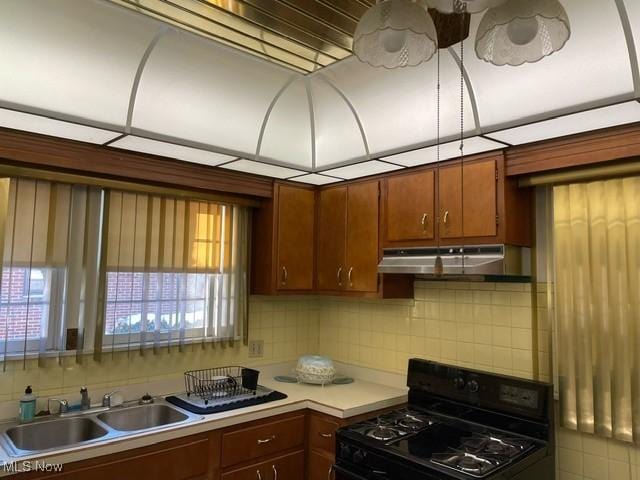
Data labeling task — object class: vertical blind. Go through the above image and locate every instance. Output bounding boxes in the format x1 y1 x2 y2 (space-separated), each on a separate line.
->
95 190 248 358
554 176 640 443
0 178 103 369
0 177 249 367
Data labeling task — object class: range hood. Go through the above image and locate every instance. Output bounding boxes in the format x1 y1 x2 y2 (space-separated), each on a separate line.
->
378 245 531 281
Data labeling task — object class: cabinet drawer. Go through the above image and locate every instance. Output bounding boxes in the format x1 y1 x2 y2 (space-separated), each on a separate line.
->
221 450 304 480
221 415 305 467
308 413 340 455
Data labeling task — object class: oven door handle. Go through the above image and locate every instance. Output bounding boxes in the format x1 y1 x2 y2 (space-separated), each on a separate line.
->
332 465 389 480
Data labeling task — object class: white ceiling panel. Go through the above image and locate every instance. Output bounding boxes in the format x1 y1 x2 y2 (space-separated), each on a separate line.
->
321 160 404 180
220 159 306 179
0 109 121 144
487 101 640 145
258 78 312 168
312 76 368 169
0 0 159 128
382 136 505 167
289 174 343 185
623 0 640 96
316 52 477 157
132 30 297 156
110 135 236 166
464 0 635 130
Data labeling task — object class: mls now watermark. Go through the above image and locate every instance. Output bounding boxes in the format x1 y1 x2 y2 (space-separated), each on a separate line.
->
2 460 63 473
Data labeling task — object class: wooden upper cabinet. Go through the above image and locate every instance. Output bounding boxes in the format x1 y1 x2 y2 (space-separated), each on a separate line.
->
384 170 435 244
463 159 497 238
438 164 463 239
317 187 347 291
438 158 497 239
276 184 315 291
345 181 379 293
250 182 315 294
380 154 531 248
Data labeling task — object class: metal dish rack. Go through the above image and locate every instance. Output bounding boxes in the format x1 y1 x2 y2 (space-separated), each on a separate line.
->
184 366 259 403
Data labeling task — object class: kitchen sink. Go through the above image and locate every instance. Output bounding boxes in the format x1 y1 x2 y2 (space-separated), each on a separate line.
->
97 404 189 431
0 398 200 457
4 417 108 452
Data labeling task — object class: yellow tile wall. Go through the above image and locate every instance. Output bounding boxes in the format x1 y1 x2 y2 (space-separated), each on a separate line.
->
0 296 319 406
318 281 536 379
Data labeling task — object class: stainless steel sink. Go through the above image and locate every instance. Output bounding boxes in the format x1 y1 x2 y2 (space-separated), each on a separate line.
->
4 417 107 453
97 404 188 431
0 398 200 457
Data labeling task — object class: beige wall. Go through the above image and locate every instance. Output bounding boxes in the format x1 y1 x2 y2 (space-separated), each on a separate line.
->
0 296 319 410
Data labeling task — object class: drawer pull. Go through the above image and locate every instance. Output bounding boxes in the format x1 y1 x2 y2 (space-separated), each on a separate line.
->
256 470 262 480
272 465 278 480
319 432 333 438
257 435 276 445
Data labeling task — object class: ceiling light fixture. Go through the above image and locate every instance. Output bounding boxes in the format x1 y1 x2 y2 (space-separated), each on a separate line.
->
428 0 507 14
475 0 571 66
353 0 438 68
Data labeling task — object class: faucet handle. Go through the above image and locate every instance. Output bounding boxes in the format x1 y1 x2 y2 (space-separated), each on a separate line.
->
102 390 123 408
47 398 69 415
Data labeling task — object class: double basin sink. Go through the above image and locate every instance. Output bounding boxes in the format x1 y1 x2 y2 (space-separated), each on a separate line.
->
0 400 200 457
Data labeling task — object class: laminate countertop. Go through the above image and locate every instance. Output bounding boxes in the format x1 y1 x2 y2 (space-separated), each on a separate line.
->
0 366 407 474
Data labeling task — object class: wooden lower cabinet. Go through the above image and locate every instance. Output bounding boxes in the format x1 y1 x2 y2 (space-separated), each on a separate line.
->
307 451 334 480
16 433 216 480
221 450 304 480
12 409 403 480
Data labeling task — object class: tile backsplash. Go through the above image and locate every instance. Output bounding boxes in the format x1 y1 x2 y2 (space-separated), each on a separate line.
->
318 281 537 380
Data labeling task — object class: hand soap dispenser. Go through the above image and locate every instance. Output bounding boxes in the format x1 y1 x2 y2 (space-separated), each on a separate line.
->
19 385 36 423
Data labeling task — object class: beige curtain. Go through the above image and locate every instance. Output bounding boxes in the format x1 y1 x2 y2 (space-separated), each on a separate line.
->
0 178 103 369
554 176 640 443
94 189 248 359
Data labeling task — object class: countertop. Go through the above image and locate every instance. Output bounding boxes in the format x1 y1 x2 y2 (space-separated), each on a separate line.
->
0 364 407 473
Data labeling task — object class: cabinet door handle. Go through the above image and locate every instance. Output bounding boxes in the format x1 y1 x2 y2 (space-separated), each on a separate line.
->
328 465 334 480
348 267 354 287
272 465 278 480
281 266 287 285
256 470 262 480
257 435 276 445
421 213 428 231
319 432 333 438
337 267 342 287
443 210 449 224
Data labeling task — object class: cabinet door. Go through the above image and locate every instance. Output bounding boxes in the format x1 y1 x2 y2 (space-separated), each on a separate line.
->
276 185 315 291
222 450 305 480
346 181 379 293
462 159 497 238
317 187 347 291
308 451 335 480
438 165 463 239
385 170 435 243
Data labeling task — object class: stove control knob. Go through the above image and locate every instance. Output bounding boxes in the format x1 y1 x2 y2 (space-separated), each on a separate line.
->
353 449 366 464
453 377 466 390
468 380 479 393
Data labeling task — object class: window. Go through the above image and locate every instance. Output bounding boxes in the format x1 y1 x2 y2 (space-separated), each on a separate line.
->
0 177 248 364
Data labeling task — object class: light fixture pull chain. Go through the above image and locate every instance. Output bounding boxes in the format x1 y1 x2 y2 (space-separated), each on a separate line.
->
456 0 466 271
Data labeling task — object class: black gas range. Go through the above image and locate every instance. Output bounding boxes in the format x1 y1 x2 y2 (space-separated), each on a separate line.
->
334 359 554 480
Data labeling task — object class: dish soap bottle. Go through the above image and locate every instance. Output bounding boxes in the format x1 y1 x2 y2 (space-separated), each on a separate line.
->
19 386 36 423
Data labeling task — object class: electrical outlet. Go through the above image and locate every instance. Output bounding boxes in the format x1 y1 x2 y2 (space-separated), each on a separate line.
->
248 340 264 358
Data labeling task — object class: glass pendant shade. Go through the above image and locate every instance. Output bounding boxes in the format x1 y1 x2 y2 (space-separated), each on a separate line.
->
427 0 507 14
354 0 438 68
475 0 571 66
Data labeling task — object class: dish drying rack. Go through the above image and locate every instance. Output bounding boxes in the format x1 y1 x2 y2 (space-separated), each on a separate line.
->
184 366 259 403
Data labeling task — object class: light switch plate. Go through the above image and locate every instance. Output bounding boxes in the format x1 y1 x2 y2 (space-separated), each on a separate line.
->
248 340 264 358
